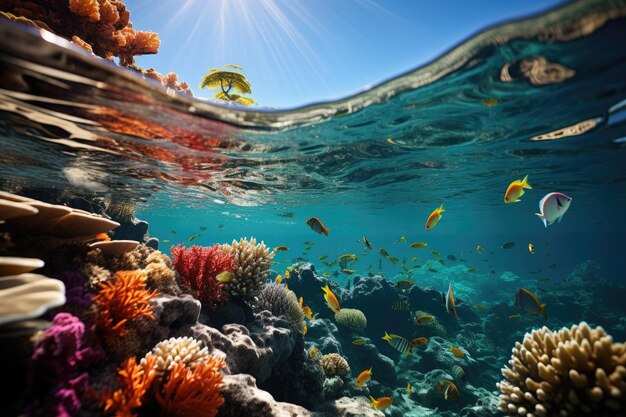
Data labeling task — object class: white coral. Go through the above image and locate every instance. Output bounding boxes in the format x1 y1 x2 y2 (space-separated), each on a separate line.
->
220 237 274 301
142 336 209 375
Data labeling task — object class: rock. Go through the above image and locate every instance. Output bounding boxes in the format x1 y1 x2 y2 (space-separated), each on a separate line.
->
151 294 201 328
314 396 385 417
208 296 254 328
260 354 324 409
307 318 343 355
145 237 159 250
110 217 149 242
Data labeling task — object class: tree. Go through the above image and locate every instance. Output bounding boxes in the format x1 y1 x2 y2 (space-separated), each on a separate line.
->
200 64 256 106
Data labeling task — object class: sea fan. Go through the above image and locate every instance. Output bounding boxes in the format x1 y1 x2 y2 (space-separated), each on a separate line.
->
93 270 158 342
170 244 234 310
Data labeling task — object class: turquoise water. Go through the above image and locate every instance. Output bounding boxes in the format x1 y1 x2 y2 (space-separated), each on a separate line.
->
1 1 626 415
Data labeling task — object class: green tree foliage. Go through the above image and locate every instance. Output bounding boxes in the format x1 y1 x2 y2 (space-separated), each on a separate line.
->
200 64 256 106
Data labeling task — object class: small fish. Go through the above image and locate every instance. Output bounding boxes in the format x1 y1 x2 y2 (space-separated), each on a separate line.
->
414 314 433 325
382 332 414 354
369 396 393 411
306 217 330 236
303 306 317 320
411 337 428 347
428 268 438 273
411 256 420 262
321 272 331 278
387 256 399 265
341 269 356 275
504 175 532 203
277 212 295 218
508 313 522 319
303 324 307 336
436 258 445 265
396 279 414 290
437 380 461 400
285 269 291 279
451 365 465 382
476 245 484 253
391 299 410 311
407 383 412 395
352 338 367 346
216 271 234 283
501 241 516 250
379 247 390 257
363 235 373 250
516 288 547 318
430 250 440 256
410 242 427 249
95 232 111 242
355 367 373 387
467 268 477 273
162 239 170 243
449 346 465 358
309 347 319 359
538 277 551 282
218 224 224 229
473 303 486 310
444 283 458 319
187 233 201 242
319 255 328 261
199 226 207 231
322 284 341 314
425 204 445 230
483 98 499 107
400 235 406 243
386 137 397 144
275 275 283 284
459 258 467 262
535 192 572 227
528 243 535 254
171 230 177 234
274 246 289 252
446 255 457 261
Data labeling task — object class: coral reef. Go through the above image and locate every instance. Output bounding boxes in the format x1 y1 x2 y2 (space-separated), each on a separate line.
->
319 353 351 379
144 336 209 376
220 238 274 301
497 321 626 416
171 244 234 310
100 355 158 416
256 283 306 333
334 308 367 333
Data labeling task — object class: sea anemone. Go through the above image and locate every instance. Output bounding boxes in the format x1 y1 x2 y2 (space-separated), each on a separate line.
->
255 283 305 333
497 321 626 416
319 353 351 379
220 238 274 301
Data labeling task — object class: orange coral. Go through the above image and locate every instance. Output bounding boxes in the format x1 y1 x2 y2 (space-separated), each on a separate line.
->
93 270 158 342
101 354 158 417
155 356 226 417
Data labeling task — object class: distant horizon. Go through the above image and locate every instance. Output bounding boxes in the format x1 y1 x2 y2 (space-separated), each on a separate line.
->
126 0 565 109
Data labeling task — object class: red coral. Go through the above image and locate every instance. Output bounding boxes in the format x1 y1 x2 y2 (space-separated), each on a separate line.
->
100 355 157 417
93 270 158 343
171 245 234 310
155 356 225 417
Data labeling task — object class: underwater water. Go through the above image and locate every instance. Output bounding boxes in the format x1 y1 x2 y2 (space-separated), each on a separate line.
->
1 0 626 416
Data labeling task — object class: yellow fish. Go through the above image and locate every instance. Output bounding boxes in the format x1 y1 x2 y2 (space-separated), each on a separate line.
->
387 256 399 265
437 380 461 400
341 269 356 275
386 137 396 144
449 346 465 358
528 243 535 254
400 235 406 243
369 396 393 411
396 279 414 290
483 98 499 107
216 271 234 283
322 284 341 314
363 235 373 250
285 269 291 279
410 242 427 249
504 175 532 203
187 233 201 242
476 245 484 253
303 324 307 335
411 256 419 261
319 255 328 261
431 250 440 256
275 275 283 284
309 347 318 359
274 246 289 252
425 204 445 230
355 367 373 387
352 338 366 345
407 383 412 395
379 247 390 257
467 268 477 273
382 332 414 354
162 239 170 243
414 314 433 325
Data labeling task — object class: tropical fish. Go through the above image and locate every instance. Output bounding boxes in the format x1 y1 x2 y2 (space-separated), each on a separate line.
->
355 367 373 387
516 288 547 318
274 246 289 252
444 283 458 319
428 268 438 273
309 347 319 359
436 258 445 265
277 212 295 218
379 247 390 257
387 256 399 265
218 224 224 229
382 332 414 354
414 314 433 325
339 254 357 269
285 269 291 279
425 204 445 230
501 241 515 249
483 98 499 107
391 299 410 311
407 383 412 395
476 245 484 253
199 226 207 231
459 258 467 263
410 242 427 249
95 232 111 242
451 365 465 382
449 346 465 358
171 230 176 234
341 269 356 275
322 284 341 314
319 255 328 261
216 271 234 283
303 324 307 336
187 233 201 242
396 279 414 290
447 255 457 261
352 338 367 346
528 243 535 254
467 268 477 273
275 275 282 284
400 235 406 243
508 313 522 320
411 337 428 347
411 256 420 262
504 175 532 203
386 137 397 144
363 235 373 250
162 239 170 243
306 217 330 236
369 396 393 411
437 380 461 400
535 192 572 227
321 272 331 278
431 250 440 256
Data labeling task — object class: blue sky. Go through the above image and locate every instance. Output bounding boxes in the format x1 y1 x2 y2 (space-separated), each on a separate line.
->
126 0 565 109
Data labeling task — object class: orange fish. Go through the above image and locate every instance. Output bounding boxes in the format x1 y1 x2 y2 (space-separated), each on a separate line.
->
411 337 428 347
95 232 111 242
425 204 445 230
355 367 373 387
504 175 532 203
321 284 341 314
449 346 465 358
306 217 330 236
369 395 393 410
443 282 458 319
437 380 460 400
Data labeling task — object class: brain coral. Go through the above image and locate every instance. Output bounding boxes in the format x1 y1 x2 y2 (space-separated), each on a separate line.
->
143 336 209 376
319 353 351 379
220 238 274 301
334 308 367 333
497 321 626 416
256 283 305 333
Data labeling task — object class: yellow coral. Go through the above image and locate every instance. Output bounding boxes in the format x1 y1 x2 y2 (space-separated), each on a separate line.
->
319 353 351 379
497 321 626 416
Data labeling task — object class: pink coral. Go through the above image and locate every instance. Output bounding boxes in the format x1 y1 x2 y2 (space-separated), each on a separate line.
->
171 245 234 310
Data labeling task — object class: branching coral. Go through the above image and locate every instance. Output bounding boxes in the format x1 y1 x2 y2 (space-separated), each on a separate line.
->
155 356 226 417
100 354 157 417
319 353 351 379
143 336 209 376
220 238 274 301
497 321 626 416
93 270 157 343
334 308 367 333
256 283 305 333
171 244 233 310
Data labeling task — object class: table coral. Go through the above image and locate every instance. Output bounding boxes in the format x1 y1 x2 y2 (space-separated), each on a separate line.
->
171 244 234 311
497 321 626 416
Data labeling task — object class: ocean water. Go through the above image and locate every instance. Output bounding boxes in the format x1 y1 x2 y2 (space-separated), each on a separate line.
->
1 0 626 416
